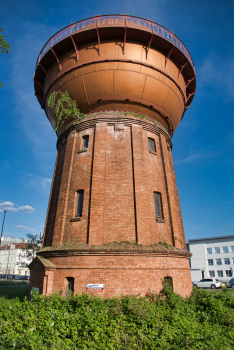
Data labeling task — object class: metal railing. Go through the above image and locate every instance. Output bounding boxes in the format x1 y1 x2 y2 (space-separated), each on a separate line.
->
36 15 194 70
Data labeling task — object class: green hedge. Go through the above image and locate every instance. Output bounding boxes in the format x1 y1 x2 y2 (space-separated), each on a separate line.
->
0 285 234 349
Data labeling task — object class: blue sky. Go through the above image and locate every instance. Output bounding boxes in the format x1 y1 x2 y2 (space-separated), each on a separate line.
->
0 0 233 241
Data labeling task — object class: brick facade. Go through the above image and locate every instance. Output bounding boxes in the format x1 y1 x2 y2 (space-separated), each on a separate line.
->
29 114 192 298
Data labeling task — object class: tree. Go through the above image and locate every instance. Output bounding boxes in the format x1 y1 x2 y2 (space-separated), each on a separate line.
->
17 233 42 269
0 28 11 87
48 91 85 132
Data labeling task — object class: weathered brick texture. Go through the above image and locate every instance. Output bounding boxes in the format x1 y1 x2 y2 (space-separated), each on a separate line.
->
30 114 191 298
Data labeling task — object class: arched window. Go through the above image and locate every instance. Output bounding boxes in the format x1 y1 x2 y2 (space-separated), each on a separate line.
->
66 277 74 295
164 276 173 289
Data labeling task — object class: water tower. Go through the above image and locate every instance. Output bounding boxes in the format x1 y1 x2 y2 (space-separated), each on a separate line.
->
30 15 196 298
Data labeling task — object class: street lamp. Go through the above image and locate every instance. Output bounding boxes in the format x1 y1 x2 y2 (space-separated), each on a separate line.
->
0 211 6 248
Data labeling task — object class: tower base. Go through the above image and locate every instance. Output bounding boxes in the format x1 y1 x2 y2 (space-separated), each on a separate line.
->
29 244 192 298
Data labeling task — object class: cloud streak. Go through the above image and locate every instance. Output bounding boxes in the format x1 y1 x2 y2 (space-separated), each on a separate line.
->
174 148 225 164
16 225 37 232
197 52 234 100
0 202 35 214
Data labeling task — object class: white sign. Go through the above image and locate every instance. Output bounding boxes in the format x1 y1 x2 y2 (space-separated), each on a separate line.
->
86 284 103 292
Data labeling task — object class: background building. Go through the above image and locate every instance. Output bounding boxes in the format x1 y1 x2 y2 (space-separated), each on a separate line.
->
188 235 234 282
30 15 196 298
0 242 31 276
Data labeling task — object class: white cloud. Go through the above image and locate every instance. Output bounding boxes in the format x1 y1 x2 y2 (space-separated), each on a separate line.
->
16 225 37 232
21 173 52 195
0 202 35 213
175 148 225 165
197 52 234 100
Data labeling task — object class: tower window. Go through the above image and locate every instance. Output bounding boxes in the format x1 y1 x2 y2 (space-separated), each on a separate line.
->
76 190 84 217
148 138 156 152
82 135 89 149
154 192 163 219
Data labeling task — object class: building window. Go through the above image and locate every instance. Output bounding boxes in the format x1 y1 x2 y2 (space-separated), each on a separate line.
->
226 270 232 277
209 271 215 277
148 138 156 152
66 277 74 295
217 270 223 277
224 258 230 265
207 259 214 266
214 247 220 254
230 246 234 253
82 135 89 149
216 258 222 265
76 190 84 217
222 246 229 253
206 248 212 254
164 276 173 290
232 258 234 265
154 192 163 219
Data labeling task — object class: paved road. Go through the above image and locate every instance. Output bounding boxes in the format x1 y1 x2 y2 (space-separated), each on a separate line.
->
0 284 28 288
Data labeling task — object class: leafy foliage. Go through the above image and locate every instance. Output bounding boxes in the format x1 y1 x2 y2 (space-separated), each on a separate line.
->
0 28 11 87
17 233 42 269
1 286 234 349
48 91 85 132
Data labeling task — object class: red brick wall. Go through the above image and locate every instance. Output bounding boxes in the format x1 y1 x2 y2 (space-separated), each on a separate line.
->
37 115 191 298
35 253 192 298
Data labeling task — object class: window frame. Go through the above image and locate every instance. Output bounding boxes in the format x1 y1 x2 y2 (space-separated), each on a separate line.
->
75 190 84 218
214 247 220 254
82 135 89 149
217 270 223 277
207 259 214 266
224 258 230 265
154 192 164 221
222 246 229 254
148 138 156 153
209 270 215 277
206 247 212 254
215 258 222 266
226 270 232 277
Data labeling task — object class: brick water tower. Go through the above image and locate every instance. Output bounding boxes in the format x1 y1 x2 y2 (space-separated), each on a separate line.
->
30 15 196 298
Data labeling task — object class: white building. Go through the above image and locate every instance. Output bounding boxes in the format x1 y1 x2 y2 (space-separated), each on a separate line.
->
0 243 31 276
188 235 234 282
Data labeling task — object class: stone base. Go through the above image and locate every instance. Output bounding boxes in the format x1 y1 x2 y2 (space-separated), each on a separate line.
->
29 245 192 299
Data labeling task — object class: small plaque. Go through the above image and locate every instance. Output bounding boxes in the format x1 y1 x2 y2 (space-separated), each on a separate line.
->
31 287 39 300
86 284 104 292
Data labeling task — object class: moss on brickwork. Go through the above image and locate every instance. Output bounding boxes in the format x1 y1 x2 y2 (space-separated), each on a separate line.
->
38 241 191 257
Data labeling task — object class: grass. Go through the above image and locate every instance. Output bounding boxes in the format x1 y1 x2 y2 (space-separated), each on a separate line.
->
0 287 28 299
0 280 28 285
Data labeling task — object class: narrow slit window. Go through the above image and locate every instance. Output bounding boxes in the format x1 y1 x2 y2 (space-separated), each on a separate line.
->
83 135 89 149
154 192 163 219
76 190 84 217
148 138 156 152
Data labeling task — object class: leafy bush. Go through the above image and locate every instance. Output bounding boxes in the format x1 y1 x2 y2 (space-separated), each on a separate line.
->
48 91 85 132
0 286 234 349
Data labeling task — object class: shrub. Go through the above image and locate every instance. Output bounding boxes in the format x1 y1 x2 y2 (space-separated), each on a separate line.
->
0 288 234 349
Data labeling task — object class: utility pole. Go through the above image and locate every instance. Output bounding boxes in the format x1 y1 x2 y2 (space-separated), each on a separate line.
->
0 211 6 248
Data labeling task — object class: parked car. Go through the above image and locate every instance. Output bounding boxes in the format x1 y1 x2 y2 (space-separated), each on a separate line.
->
6 274 14 280
19 275 30 280
216 279 227 288
193 278 221 289
227 278 234 288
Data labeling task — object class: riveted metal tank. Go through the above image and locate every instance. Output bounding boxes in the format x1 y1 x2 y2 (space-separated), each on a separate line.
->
34 15 196 136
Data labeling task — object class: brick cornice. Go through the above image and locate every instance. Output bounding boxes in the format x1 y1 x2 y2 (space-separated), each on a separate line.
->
56 113 173 150
38 244 191 258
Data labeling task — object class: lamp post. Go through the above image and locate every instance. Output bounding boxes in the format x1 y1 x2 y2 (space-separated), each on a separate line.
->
0 211 6 248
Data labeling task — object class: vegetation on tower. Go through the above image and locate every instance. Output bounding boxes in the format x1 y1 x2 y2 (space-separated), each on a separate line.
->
48 91 85 132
